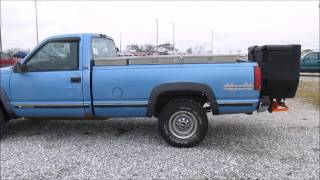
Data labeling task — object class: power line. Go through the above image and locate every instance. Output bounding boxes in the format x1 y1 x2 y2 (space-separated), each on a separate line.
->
155 18 158 51
172 22 175 55
119 32 122 52
35 0 39 45
211 29 213 55
0 0 2 52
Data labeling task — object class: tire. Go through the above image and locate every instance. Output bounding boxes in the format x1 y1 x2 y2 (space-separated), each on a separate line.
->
158 98 208 147
0 107 6 139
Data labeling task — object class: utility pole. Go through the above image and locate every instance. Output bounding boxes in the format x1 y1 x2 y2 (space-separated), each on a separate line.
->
156 18 158 52
211 29 213 55
0 0 2 52
35 0 39 45
119 32 122 52
172 22 175 55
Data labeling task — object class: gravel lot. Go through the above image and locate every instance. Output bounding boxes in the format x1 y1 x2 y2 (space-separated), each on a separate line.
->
1 78 319 179
300 73 320 82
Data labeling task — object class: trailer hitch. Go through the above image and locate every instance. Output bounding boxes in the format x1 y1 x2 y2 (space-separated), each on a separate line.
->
269 98 288 112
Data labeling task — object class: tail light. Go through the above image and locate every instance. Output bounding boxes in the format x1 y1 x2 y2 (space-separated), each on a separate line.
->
254 66 261 90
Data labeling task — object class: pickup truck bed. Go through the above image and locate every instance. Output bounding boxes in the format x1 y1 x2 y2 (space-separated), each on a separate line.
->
92 59 258 118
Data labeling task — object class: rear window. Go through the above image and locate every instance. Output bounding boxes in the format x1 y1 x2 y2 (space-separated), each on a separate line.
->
92 38 116 59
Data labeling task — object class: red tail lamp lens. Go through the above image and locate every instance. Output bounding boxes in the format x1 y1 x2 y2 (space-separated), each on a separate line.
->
254 66 261 90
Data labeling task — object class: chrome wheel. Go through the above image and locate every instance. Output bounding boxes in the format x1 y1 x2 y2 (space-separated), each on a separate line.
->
168 111 198 139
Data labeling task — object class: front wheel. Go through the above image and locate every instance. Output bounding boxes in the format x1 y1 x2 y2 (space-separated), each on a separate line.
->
158 98 208 147
0 107 6 139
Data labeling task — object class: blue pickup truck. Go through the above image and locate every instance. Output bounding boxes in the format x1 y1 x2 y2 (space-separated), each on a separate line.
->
0 34 301 147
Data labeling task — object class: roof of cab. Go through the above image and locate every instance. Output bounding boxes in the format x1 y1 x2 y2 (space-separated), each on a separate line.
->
43 33 114 41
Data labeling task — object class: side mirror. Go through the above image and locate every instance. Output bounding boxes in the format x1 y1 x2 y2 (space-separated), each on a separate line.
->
13 62 27 73
116 47 122 56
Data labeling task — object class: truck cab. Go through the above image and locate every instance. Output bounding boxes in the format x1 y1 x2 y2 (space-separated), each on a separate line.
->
5 34 117 118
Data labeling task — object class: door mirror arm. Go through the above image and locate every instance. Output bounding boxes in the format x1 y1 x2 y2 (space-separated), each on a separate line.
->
302 57 308 62
13 62 28 73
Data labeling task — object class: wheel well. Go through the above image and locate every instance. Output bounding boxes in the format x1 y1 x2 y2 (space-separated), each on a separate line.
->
154 91 208 117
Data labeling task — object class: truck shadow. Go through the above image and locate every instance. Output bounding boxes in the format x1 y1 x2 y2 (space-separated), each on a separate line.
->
1 118 277 154
1 118 160 140
201 121 278 153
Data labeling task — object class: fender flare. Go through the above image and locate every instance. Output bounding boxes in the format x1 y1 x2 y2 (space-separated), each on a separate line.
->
0 88 17 118
146 82 219 117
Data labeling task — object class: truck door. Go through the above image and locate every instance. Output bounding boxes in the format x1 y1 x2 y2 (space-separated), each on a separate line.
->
10 38 85 117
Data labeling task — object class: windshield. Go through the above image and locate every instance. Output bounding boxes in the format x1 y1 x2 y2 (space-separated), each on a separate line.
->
92 37 117 59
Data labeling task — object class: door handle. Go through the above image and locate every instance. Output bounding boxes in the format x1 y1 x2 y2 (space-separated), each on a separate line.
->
70 77 81 83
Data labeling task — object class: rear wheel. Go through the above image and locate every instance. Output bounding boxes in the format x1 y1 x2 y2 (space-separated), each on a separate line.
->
158 98 208 147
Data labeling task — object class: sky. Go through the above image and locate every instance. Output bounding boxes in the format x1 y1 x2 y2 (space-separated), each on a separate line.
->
1 1 319 54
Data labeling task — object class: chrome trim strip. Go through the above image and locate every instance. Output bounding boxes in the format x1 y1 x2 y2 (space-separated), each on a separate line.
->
217 100 258 106
217 100 259 104
93 101 148 108
14 101 148 109
94 101 148 105
14 103 89 109
218 103 253 107
94 104 147 108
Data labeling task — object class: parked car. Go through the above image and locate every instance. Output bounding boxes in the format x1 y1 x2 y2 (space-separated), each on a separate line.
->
135 51 146 56
12 51 28 59
0 52 17 67
123 51 134 56
300 51 320 72
0 33 301 147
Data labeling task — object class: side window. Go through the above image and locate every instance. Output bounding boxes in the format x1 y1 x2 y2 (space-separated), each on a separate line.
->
92 38 116 59
26 41 78 71
305 53 319 62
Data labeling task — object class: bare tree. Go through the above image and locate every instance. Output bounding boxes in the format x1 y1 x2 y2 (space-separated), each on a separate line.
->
186 48 192 54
